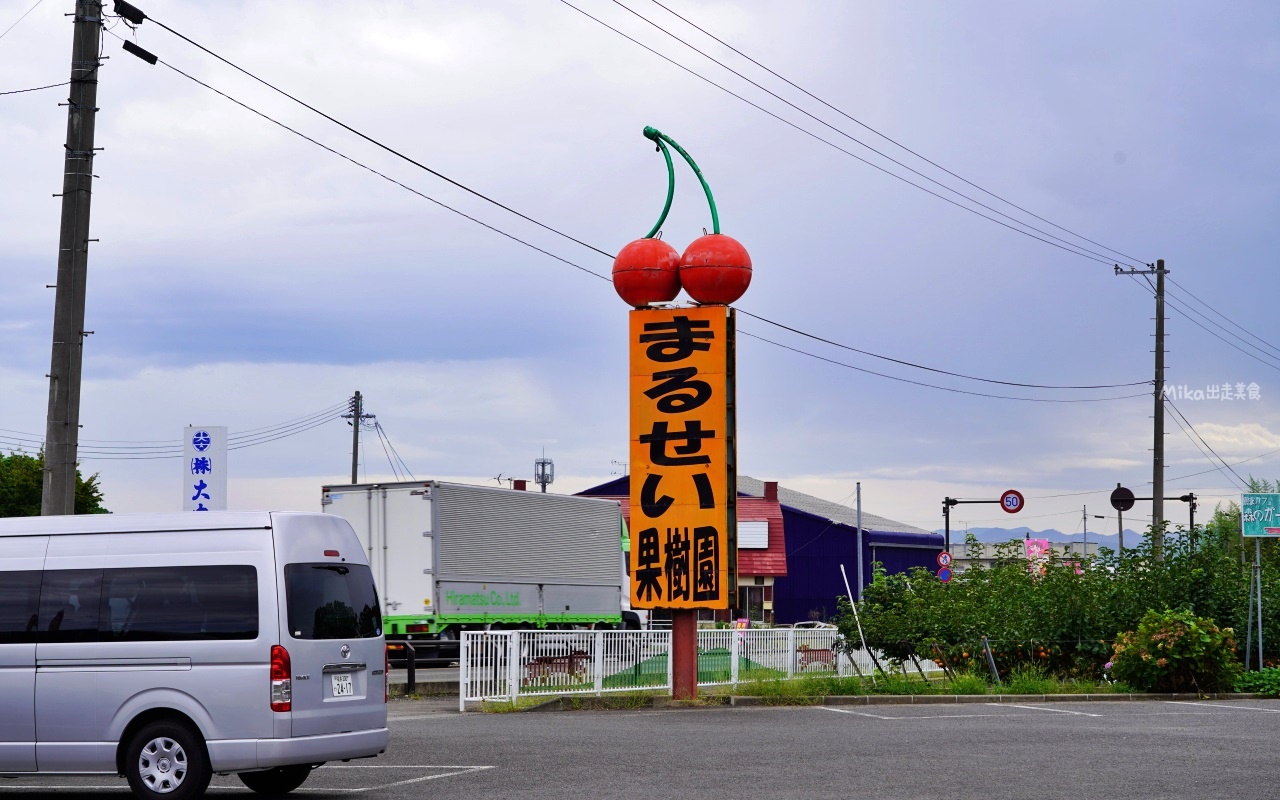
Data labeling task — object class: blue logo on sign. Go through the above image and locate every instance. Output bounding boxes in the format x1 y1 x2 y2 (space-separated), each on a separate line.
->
192 430 211 452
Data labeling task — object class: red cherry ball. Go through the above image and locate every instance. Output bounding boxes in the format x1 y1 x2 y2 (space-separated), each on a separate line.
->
612 238 681 307
679 234 752 305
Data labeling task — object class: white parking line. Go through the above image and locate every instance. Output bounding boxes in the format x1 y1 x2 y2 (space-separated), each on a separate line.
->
819 706 1073 721
0 765 495 793
992 703 1102 717
1164 701 1280 713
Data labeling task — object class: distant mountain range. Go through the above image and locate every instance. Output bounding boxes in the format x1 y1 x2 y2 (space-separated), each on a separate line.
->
932 526 1139 544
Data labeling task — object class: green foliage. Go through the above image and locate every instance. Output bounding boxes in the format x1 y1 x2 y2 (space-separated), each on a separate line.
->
948 670 990 695
0 451 109 516
1109 609 1242 692
1235 667 1280 697
1005 663 1058 695
842 515 1273 687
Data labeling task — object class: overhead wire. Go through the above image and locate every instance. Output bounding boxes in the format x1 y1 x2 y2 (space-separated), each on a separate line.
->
1163 280 1280 365
641 0 1146 266
113 31 1150 399
741 330 1151 403
1164 398 1250 489
1168 277 1280 358
608 0 1145 269
0 0 45 42
133 13 615 261
376 421 417 481
557 0 1123 268
1 80 70 95
738 309 1151 389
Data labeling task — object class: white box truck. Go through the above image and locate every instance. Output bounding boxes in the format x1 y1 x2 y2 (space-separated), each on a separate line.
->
320 481 630 661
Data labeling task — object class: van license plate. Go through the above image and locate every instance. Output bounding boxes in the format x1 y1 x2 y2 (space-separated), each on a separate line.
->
331 673 353 697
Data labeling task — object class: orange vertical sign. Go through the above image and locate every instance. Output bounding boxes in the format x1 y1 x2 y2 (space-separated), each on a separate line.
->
629 306 736 610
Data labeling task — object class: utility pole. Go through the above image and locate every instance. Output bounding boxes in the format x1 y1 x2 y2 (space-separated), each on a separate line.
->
42 0 104 516
343 391 374 484
1114 258 1167 559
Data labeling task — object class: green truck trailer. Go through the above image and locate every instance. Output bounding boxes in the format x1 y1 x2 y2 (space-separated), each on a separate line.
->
321 480 629 661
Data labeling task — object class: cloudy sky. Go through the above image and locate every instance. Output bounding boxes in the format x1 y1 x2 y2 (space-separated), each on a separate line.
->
2 0 1278 536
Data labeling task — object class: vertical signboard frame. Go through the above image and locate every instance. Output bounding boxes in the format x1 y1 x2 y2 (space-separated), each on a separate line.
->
628 306 737 612
183 426 227 511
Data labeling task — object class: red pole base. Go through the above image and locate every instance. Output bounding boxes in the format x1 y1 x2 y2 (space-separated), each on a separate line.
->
672 609 698 701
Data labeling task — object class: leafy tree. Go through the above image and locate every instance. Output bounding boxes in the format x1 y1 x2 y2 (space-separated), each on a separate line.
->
0 451 109 517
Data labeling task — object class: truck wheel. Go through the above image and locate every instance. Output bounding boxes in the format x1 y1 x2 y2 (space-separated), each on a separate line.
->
124 720 211 800
238 765 314 794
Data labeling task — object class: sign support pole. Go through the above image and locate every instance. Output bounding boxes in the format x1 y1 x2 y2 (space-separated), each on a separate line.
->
671 609 697 700
1257 538 1264 670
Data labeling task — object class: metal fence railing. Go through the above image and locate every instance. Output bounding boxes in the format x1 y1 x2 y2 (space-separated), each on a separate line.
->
459 628 939 710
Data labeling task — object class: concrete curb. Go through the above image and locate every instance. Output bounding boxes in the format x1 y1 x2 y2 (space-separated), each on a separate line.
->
472 691 1267 712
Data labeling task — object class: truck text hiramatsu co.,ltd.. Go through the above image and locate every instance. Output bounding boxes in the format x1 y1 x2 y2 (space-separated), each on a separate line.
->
321 480 631 661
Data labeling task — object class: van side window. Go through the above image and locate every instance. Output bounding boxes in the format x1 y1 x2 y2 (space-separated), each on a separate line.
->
102 566 258 641
38 569 104 643
0 571 43 644
36 566 257 643
284 563 381 640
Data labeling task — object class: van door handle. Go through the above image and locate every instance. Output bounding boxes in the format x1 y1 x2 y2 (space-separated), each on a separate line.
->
322 663 367 674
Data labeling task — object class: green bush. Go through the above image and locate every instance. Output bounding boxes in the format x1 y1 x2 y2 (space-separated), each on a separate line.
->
1235 668 1280 696
1109 609 1242 693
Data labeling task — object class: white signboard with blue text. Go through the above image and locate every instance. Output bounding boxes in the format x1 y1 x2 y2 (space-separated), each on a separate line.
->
1242 493 1280 537
183 426 227 511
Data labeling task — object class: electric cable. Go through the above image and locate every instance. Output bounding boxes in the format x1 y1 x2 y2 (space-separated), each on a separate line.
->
1166 406 1248 492
373 421 400 480
610 0 1145 268
141 47 611 284
376 421 417 480
1125 274 1280 374
641 0 1147 266
131 11 615 261
1164 398 1250 489
1168 277 1280 358
127 39 1150 397
559 0 1121 268
740 330 1151 402
738 309 1151 389
1 81 70 95
1165 279 1280 361
0 0 45 42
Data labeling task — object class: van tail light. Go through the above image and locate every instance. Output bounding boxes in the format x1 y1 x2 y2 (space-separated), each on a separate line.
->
384 646 390 704
270 644 292 712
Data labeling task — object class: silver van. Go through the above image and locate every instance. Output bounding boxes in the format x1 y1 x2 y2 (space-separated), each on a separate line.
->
0 511 388 799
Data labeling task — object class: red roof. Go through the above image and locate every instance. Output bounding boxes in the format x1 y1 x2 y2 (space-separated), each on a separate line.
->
610 494 787 578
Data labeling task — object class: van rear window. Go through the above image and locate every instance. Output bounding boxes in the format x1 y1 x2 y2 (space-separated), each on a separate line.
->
284 563 381 640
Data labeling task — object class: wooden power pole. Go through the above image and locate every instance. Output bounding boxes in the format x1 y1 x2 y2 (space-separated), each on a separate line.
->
41 0 104 515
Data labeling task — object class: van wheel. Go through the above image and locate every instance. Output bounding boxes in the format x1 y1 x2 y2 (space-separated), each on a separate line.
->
124 721 211 800
237 765 314 794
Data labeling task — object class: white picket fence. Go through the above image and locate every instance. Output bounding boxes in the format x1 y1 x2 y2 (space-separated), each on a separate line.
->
459 628 939 710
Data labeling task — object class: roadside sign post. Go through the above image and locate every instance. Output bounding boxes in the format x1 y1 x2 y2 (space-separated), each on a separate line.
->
942 490 1023 555
1111 485 1199 554
1242 494 1280 670
618 128 749 701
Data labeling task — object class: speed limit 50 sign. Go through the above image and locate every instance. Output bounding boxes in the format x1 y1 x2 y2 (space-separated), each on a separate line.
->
1000 490 1025 514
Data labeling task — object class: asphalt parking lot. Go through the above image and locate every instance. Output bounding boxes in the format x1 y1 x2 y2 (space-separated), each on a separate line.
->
7 698 1280 799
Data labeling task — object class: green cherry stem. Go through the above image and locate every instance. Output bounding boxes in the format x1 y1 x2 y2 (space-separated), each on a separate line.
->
642 126 721 236
644 138 675 240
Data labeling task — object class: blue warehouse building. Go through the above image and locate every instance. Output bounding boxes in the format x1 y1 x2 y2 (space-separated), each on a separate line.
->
734 477 943 625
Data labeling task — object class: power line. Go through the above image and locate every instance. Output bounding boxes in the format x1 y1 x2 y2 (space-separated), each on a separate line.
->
129 43 611 285
1165 405 1246 491
1164 398 1249 489
739 309 1150 390
610 0 1144 268
559 0 1122 268
121 37 1150 403
641 0 1147 267
129 10 615 261
740 330 1151 403
0 0 45 42
1165 278 1280 362
0 80 69 96
375 420 416 481
1126 274 1280 374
